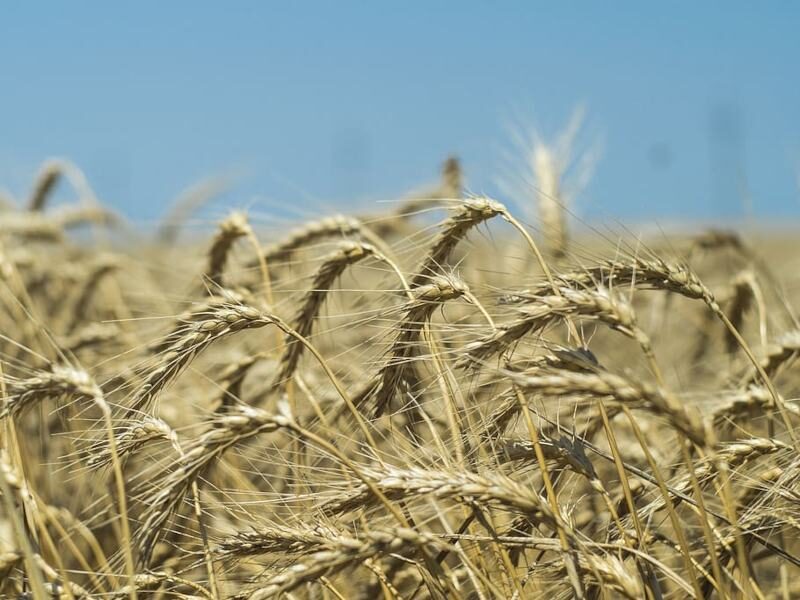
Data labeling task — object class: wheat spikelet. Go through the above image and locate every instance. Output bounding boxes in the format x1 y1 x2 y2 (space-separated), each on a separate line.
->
532 142 567 257
374 156 464 236
524 107 597 259
156 174 233 244
460 285 647 368
617 437 789 541
244 215 366 271
498 435 597 481
692 270 761 364
440 155 462 199
322 463 561 532
51 203 122 230
66 254 119 334
28 159 64 212
87 416 179 468
61 322 120 354
0 211 64 241
739 330 800 386
27 158 99 215
713 386 800 433
216 522 349 559
723 271 757 353
213 352 268 409
580 553 643 600
503 255 716 306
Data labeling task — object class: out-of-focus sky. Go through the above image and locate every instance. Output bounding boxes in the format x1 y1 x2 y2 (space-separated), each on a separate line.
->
1 2 798 225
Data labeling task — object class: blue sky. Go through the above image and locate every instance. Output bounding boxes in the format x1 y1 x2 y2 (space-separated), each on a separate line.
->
1 2 798 225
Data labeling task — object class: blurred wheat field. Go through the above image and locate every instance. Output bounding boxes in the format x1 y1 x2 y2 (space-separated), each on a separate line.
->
0 155 798 600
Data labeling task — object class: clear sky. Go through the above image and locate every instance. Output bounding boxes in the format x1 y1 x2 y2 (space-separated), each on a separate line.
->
1 2 798 226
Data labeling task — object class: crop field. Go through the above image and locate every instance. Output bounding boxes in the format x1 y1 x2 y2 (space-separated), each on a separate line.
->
0 156 798 599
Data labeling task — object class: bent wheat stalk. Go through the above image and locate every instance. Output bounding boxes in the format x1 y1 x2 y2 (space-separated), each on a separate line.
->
27 158 101 220
244 215 387 270
460 285 662 383
322 463 561 534
131 296 280 412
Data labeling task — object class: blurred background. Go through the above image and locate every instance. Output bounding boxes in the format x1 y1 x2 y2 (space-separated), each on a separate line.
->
1 1 798 226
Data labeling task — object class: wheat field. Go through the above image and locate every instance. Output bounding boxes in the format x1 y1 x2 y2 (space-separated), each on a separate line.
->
0 156 798 599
